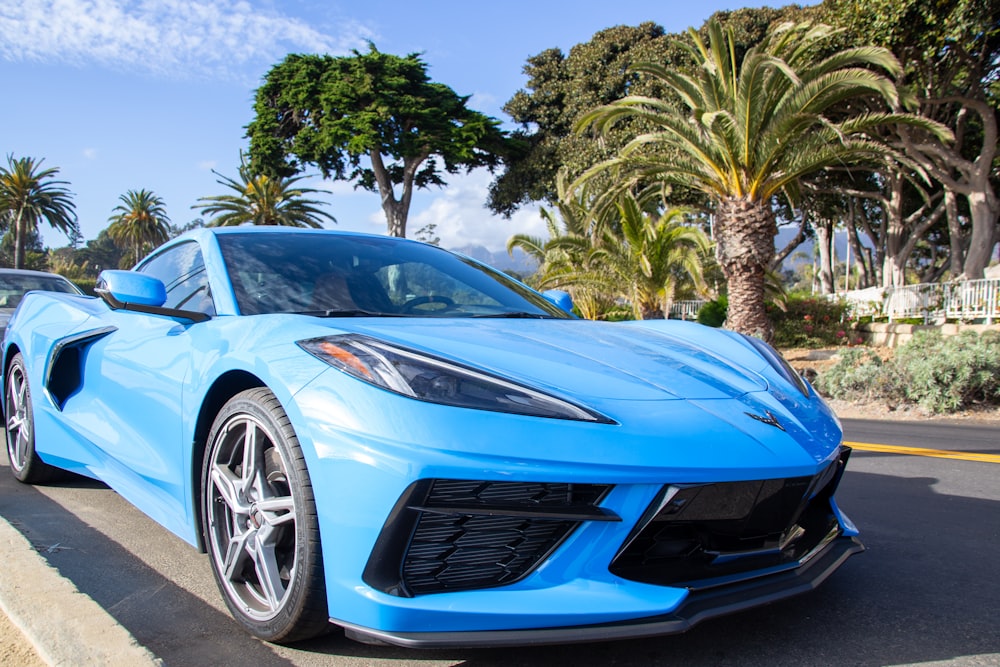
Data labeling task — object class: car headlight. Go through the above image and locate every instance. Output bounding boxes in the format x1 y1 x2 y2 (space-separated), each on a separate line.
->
297 334 613 423
740 334 811 397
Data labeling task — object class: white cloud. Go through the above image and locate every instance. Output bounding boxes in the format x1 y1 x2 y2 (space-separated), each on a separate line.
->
409 169 546 252
467 91 498 113
82 147 98 159
0 0 375 80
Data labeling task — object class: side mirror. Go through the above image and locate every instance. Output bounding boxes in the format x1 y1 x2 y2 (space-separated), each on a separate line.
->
95 270 210 323
542 289 574 313
96 270 167 307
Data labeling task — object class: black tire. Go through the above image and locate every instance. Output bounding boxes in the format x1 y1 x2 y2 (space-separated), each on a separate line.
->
201 388 329 643
5 353 63 484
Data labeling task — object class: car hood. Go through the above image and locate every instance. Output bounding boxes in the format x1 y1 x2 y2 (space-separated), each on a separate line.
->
326 318 769 401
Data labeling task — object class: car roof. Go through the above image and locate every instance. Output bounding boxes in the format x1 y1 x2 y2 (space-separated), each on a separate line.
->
0 268 76 279
178 226 421 245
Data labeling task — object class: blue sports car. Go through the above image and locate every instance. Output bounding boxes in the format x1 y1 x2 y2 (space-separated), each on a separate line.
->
2 228 862 647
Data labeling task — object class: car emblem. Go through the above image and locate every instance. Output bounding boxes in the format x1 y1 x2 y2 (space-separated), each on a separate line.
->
745 410 785 431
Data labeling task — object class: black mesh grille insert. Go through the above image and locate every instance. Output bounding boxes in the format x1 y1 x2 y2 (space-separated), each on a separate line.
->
403 512 573 593
363 480 614 597
609 450 849 589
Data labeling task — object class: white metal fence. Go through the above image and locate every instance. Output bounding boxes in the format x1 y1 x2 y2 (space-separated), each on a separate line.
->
666 279 1000 324
668 300 705 320
840 278 1000 324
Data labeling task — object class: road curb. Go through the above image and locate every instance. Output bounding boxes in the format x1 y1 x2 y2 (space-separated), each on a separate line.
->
0 516 162 666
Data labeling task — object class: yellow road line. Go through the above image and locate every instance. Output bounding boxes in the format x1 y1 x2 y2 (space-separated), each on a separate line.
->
845 441 1000 464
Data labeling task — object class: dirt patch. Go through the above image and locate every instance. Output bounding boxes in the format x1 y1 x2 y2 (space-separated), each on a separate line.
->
782 346 891 375
0 611 45 667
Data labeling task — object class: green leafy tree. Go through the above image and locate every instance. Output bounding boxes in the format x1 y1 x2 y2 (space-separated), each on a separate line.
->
247 44 508 238
492 23 675 217
490 7 814 217
824 0 1000 279
107 189 172 266
167 218 206 239
413 223 440 246
0 155 77 269
74 228 125 277
0 226 46 270
577 20 950 339
194 157 336 228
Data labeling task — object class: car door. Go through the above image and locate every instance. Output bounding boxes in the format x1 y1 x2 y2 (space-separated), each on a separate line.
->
59 241 217 539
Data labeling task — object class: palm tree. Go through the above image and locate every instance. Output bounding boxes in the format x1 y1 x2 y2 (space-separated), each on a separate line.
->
591 196 710 319
577 20 951 339
507 171 615 319
194 156 336 228
107 189 172 266
0 155 77 269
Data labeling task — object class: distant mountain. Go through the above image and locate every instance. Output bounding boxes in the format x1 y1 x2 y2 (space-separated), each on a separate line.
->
450 228 828 279
776 225 863 271
450 245 539 278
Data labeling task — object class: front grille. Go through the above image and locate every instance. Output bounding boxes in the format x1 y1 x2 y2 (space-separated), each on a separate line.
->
364 480 615 597
609 448 850 589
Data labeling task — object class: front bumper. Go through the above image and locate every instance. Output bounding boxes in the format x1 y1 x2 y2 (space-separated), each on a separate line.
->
337 534 863 648
290 374 859 646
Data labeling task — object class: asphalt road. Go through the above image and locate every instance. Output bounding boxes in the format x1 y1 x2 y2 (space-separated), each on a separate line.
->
1 418 998 666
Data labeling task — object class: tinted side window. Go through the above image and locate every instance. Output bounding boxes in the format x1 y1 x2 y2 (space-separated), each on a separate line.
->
137 242 216 316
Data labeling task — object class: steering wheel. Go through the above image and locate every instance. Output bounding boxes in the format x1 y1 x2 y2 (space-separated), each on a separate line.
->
401 295 456 313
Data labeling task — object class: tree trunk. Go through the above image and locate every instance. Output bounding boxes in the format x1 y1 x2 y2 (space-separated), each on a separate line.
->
962 190 998 279
637 297 665 320
815 221 835 294
370 149 427 238
846 199 871 288
882 175 906 287
945 189 965 280
383 199 408 238
900 98 997 280
715 197 775 340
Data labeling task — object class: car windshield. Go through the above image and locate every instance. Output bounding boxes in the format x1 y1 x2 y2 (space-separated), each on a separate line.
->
216 232 571 319
0 274 79 309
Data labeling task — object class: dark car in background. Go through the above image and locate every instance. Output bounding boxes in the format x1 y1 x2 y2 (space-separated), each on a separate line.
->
0 269 83 337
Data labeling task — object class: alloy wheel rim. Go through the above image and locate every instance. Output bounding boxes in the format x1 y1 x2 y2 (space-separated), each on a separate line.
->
207 414 297 619
5 366 30 472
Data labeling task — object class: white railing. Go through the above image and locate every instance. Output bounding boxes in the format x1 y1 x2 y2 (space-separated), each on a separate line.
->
668 300 705 320
664 279 1000 324
840 278 1000 324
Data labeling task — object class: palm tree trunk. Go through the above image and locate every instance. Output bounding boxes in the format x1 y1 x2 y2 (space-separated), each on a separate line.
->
638 301 664 320
715 197 776 340
13 208 26 270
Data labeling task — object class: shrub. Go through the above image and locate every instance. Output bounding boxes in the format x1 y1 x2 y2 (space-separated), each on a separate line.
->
893 330 1000 413
696 296 727 327
816 330 1000 413
74 277 98 296
771 295 857 348
814 348 904 404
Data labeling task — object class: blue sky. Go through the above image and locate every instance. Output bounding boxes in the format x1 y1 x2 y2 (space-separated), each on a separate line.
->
2 0 777 253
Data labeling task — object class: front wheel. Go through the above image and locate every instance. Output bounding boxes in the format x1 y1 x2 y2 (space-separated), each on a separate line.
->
202 388 329 643
5 353 63 484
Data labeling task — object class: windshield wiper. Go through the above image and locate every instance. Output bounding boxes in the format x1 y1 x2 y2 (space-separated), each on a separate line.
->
471 312 557 319
294 309 407 318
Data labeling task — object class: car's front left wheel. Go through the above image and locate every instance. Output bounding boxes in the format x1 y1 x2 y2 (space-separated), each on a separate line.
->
5 353 63 484
202 388 329 643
